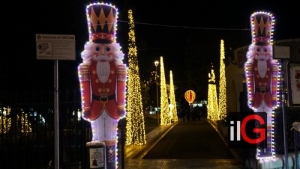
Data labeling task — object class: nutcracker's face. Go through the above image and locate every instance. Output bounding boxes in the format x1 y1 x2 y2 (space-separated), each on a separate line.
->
254 45 271 61
91 43 114 63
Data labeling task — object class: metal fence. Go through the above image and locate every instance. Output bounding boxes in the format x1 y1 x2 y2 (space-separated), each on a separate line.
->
0 88 92 169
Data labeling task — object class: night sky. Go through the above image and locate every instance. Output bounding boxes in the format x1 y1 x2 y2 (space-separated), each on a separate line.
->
1 1 300 96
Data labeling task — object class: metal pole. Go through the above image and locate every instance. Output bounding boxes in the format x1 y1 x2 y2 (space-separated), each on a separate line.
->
156 66 159 124
282 60 288 169
54 60 59 169
294 130 299 169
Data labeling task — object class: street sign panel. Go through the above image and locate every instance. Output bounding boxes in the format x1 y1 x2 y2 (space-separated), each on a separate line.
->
36 34 75 60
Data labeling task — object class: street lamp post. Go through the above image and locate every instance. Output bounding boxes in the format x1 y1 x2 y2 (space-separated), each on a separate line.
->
154 61 159 125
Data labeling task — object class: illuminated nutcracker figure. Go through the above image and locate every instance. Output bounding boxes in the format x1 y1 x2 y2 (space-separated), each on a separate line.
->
244 11 280 157
78 3 127 169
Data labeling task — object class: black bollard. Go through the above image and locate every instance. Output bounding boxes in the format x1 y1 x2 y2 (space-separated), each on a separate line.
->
118 118 126 169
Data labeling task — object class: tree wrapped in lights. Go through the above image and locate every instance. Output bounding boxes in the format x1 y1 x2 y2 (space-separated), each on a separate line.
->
125 9 146 146
0 107 11 134
219 39 227 119
160 56 171 125
207 65 219 120
169 70 178 122
18 109 32 133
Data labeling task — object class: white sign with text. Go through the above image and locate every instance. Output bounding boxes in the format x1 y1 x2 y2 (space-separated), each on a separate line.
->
36 34 75 60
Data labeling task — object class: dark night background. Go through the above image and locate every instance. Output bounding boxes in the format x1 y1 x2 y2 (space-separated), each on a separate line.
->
1 0 300 103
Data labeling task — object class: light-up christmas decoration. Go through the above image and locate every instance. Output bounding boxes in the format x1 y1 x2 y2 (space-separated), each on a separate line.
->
160 56 171 125
219 39 227 119
244 11 280 158
78 3 127 168
184 90 196 105
207 65 219 121
17 109 32 133
0 107 11 134
125 9 146 146
169 70 178 122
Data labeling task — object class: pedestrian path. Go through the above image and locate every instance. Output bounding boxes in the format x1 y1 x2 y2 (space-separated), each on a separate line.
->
123 119 243 169
125 159 242 169
124 122 177 159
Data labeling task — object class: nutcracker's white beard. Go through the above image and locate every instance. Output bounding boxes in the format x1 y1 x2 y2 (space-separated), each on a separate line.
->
96 62 110 83
257 60 267 78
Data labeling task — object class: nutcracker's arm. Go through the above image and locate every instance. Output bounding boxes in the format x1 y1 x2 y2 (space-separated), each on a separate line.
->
116 64 127 117
78 63 91 120
244 61 254 108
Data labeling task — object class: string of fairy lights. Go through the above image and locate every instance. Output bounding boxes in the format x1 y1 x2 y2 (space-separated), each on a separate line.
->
160 56 171 125
125 9 146 146
0 107 12 134
206 39 227 122
218 39 227 120
0 107 32 134
169 70 178 123
207 65 219 121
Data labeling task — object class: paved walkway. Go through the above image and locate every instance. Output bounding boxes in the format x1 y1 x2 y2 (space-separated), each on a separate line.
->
124 159 242 169
123 119 243 169
124 122 176 159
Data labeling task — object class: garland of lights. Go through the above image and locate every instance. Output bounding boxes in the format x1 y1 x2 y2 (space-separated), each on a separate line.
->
0 107 11 134
160 56 171 125
18 109 32 133
169 70 178 122
207 65 219 121
244 11 280 159
219 39 227 120
125 9 146 146
0 107 32 134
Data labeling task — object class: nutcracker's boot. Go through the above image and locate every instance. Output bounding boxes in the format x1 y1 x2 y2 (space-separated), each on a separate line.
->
105 140 116 169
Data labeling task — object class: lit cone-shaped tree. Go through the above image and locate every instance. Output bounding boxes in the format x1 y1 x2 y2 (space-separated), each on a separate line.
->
160 56 171 125
169 70 178 122
219 39 227 120
207 64 219 121
18 109 32 133
125 9 146 146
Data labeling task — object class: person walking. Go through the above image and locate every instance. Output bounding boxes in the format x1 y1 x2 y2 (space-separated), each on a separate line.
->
181 108 187 122
185 107 191 121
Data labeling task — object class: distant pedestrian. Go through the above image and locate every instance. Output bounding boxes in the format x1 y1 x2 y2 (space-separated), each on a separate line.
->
177 108 182 119
192 106 201 120
181 108 187 122
184 107 191 121
185 107 191 121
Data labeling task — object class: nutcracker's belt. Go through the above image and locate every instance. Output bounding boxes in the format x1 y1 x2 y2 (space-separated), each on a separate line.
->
92 94 115 102
255 88 270 94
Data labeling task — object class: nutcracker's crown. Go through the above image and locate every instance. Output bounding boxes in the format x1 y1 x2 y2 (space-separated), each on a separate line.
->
86 3 117 44
250 11 275 45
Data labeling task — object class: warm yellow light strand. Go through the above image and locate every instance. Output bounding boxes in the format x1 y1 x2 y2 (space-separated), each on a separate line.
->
160 56 171 125
125 9 146 146
0 107 12 134
207 65 219 121
18 110 32 133
169 70 178 122
219 39 227 119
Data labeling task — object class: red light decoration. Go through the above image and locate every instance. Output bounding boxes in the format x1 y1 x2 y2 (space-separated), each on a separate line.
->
184 90 196 104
